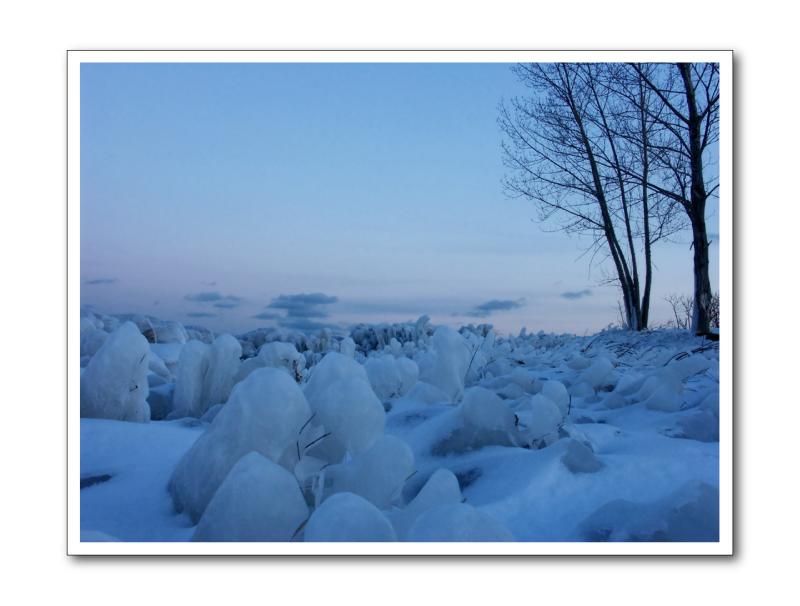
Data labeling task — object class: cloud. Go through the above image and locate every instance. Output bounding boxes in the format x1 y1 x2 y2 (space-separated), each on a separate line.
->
467 298 525 318
252 311 280 320
267 292 338 318
260 292 339 332
560 289 592 300
277 317 332 332
184 291 243 304
213 301 240 309
186 311 218 318
84 278 117 285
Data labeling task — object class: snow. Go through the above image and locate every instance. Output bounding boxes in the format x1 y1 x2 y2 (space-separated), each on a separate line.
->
304 493 397 542
80 318 721 543
192 452 308 542
168 367 311 522
80 321 151 422
407 503 514 541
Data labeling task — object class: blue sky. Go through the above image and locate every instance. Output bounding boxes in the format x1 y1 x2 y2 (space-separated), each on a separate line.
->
80 62 718 335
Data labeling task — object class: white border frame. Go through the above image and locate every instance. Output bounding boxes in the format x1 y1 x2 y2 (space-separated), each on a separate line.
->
67 49 733 556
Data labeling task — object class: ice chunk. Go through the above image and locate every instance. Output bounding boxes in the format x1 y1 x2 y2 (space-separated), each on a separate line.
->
407 504 514 541
517 394 563 443
201 334 241 410
304 493 397 542
169 368 312 522
580 481 719 541
461 387 515 433
235 341 306 384
418 326 470 401
339 337 356 358
304 352 369 409
311 377 385 460
323 435 414 509
172 340 209 416
580 357 614 388
80 321 151 422
172 335 241 416
541 380 570 415
193 452 308 542
644 384 684 412
561 438 603 473
390 469 462 539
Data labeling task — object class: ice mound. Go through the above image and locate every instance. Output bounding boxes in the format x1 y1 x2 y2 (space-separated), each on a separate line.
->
80 318 108 365
80 321 151 422
461 387 515 433
580 357 614 388
169 368 312 522
322 435 414 509
365 355 419 400
418 326 471 402
304 492 397 542
201 334 242 410
310 376 386 461
389 469 462 539
516 394 563 446
193 452 308 542
407 504 514 541
541 380 570 415
580 481 719 541
172 335 241 416
561 438 603 473
304 352 369 408
235 341 306 384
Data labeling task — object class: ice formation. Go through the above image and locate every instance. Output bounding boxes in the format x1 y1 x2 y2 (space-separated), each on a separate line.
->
169 368 311 522
304 492 397 542
80 321 151 422
193 452 308 542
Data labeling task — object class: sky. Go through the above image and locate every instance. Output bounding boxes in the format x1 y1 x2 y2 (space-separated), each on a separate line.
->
80 62 719 335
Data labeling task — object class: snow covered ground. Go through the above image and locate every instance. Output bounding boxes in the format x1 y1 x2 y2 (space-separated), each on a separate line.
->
79 311 720 543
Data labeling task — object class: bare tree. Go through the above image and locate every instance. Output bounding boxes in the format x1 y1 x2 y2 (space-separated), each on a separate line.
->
628 63 719 335
499 63 682 330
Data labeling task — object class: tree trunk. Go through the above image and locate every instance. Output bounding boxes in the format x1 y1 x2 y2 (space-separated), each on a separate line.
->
678 63 712 335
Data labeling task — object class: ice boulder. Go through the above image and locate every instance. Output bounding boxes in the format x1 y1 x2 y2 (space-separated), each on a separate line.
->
80 319 108 364
152 320 188 344
580 357 614 388
304 352 369 409
406 504 514 541
365 355 419 400
80 321 151 422
541 380 570 415
201 334 241 409
235 341 306 384
561 438 603 473
172 340 209 416
418 326 471 402
169 368 312 522
517 394 563 445
322 435 414 510
304 493 397 542
339 337 356 358
461 387 515 433
390 469 462 539
309 377 386 461
193 452 308 542
172 335 241 416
